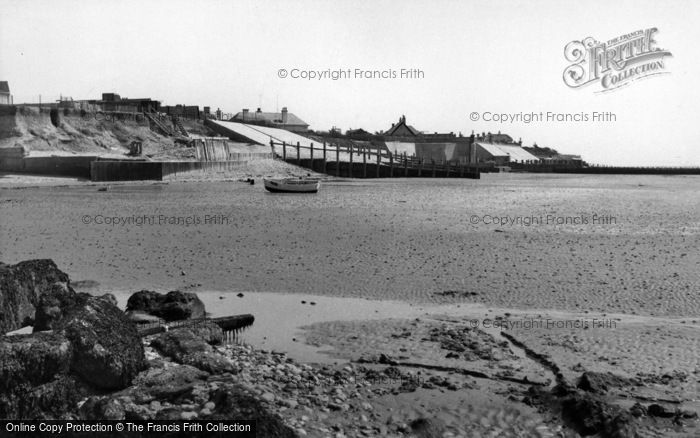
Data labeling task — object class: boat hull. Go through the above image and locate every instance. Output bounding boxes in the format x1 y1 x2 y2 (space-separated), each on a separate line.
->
263 178 320 193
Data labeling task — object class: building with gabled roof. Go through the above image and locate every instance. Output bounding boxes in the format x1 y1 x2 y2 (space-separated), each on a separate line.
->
382 115 421 136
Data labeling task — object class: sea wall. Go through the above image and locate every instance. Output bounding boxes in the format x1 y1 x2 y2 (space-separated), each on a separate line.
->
90 160 163 181
90 160 259 181
0 155 96 178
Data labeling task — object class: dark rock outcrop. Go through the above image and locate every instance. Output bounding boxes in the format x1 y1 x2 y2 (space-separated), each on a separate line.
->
126 290 205 321
133 364 210 400
150 328 234 374
0 259 147 419
56 294 146 390
32 282 80 331
98 293 118 307
0 332 72 387
0 259 72 333
0 332 84 418
125 290 163 315
30 276 145 390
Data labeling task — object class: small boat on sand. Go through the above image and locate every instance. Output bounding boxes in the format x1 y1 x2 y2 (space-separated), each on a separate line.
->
263 177 320 193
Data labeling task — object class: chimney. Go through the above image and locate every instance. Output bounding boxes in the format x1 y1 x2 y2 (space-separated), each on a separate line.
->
281 107 288 124
242 108 249 121
256 108 261 113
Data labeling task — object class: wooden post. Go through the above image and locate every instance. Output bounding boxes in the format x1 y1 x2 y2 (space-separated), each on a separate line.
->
363 146 367 178
310 142 314 162
418 157 423 177
376 146 381 178
432 159 436 178
389 153 394 177
349 143 353 177
447 159 451 178
336 143 340 177
282 141 286 161
460 160 464 178
323 142 327 174
403 152 408 177
296 142 300 165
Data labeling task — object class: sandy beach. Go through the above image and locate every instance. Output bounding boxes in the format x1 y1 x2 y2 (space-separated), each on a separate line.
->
1 174 698 315
2 173 699 436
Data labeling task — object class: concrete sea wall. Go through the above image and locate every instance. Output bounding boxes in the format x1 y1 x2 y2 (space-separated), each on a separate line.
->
90 160 255 181
0 155 96 178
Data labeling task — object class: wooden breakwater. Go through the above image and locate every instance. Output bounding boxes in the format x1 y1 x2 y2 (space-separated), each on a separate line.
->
137 314 255 342
553 166 700 175
271 140 480 179
506 162 700 175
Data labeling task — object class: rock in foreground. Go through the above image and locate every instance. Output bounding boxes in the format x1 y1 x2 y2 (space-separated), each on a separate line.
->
0 259 72 333
126 290 206 321
0 332 84 418
58 294 147 390
150 327 233 374
0 258 147 418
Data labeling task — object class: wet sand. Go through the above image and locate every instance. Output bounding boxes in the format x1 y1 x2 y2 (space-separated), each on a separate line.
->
1 174 698 316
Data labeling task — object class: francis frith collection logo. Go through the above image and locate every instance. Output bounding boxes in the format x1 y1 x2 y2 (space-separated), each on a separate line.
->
563 28 672 92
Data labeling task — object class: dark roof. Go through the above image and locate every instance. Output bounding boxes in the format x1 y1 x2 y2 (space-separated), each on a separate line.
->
232 110 308 127
0 81 9 94
383 117 420 136
347 128 370 134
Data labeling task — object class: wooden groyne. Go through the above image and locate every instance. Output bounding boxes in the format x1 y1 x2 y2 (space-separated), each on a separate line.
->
271 140 480 179
507 162 700 175
136 314 255 341
553 166 700 175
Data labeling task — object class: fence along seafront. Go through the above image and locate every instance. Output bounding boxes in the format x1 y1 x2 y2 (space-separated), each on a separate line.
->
270 140 481 179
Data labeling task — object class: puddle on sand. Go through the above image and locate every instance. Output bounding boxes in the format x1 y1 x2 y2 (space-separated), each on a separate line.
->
112 291 430 364
108 290 679 372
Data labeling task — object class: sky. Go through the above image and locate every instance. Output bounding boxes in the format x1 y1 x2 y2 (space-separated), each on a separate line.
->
1 0 698 166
